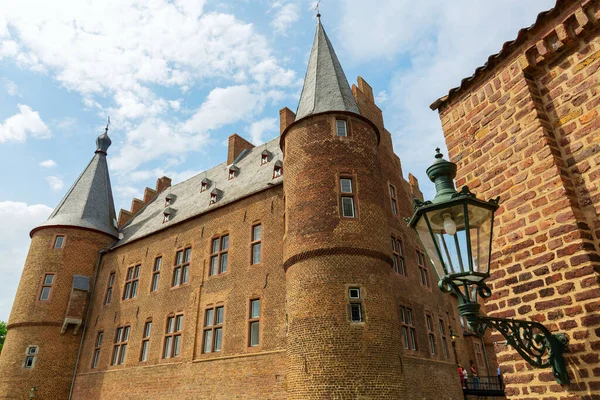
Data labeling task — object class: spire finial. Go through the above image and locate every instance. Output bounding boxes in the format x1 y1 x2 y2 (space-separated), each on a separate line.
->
314 1 321 19
96 116 112 155
435 147 443 159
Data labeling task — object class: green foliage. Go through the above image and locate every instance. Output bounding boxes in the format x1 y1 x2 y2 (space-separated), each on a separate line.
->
0 320 6 353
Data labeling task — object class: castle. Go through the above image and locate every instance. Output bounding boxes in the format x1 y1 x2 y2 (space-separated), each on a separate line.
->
0 16 494 399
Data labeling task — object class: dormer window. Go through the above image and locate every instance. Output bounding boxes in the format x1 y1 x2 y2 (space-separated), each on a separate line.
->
165 193 175 207
210 189 222 205
201 178 211 193
336 120 347 137
273 160 283 179
163 207 175 223
261 150 272 166
228 166 239 180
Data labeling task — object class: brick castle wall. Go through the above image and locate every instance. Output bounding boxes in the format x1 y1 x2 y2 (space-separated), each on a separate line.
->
435 0 600 397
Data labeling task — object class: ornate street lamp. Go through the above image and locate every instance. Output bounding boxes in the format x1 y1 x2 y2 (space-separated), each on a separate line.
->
29 386 36 399
407 149 569 384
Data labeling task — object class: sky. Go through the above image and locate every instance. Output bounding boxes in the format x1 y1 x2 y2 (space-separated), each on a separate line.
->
0 0 556 321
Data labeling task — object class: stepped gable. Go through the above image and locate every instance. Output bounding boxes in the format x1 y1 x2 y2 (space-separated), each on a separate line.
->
115 137 283 247
35 128 118 238
295 15 360 121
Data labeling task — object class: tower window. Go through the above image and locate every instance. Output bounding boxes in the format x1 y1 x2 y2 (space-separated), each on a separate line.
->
389 184 398 215
39 274 54 301
140 321 152 362
123 265 140 300
151 257 161 292
417 249 430 288
92 331 103 368
350 303 363 322
392 237 406 276
336 120 347 136
53 235 65 249
426 314 436 355
248 299 261 347
439 319 449 358
349 287 360 299
105 272 115 305
172 248 191 287
209 235 229 276
111 325 130 366
24 346 38 368
400 306 417 350
251 224 262 265
203 306 224 353
348 287 364 323
163 314 183 358
339 177 356 218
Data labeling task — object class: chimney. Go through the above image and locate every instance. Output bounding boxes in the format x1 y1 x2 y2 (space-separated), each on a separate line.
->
357 76 374 103
156 176 172 193
227 134 255 165
279 107 296 134
143 187 157 204
117 209 133 228
130 198 144 215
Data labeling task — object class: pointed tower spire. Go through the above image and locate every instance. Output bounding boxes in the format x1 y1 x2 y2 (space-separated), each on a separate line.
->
33 124 118 238
295 15 360 121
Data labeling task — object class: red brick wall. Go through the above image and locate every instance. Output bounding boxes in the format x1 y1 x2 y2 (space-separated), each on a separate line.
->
435 0 600 397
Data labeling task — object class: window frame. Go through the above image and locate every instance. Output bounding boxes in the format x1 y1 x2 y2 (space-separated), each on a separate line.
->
53 234 66 249
24 346 39 369
392 236 406 276
172 247 191 288
248 298 261 349
400 306 417 351
439 318 449 358
140 320 152 363
416 249 431 288
151 256 162 292
250 224 262 265
202 305 225 354
123 265 140 300
163 313 184 359
426 313 436 356
273 165 282 178
39 273 55 301
105 272 116 305
389 184 398 215
111 325 130 366
92 331 103 369
348 286 364 323
335 119 348 137
261 154 269 165
209 234 229 276
338 175 357 219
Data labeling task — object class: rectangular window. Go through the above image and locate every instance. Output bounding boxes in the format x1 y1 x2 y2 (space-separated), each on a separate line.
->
336 119 347 136
439 319 449 358
209 235 229 276
105 273 115 305
151 257 161 292
426 314 436 355
417 250 430 288
261 154 269 165
349 287 360 299
273 166 282 178
172 248 191 287
24 346 38 369
163 314 183 358
389 185 398 215
39 273 54 301
123 265 140 300
111 326 130 366
339 177 356 218
249 299 261 347
392 237 406 276
203 306 224 353
400 306 417 350
140 321 152 362
350 303 363 322
251 224 262 265
92 331 103 368
53 235 65 249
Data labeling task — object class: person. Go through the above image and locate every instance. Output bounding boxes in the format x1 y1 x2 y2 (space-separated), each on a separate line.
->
497 366 504 388
458 364 466 388
470 362 479 389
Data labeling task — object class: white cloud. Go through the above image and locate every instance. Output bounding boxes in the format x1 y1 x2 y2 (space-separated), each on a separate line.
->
39 159 57 168
45 176 64 192
3 79 19 96
248 117 278 145
272 3 300 34
375 90 388 105
0 104 51 143
55 117 77 130
0 201 53 321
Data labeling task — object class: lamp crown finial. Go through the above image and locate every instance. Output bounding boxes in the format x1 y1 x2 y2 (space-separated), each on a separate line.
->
435 148 443 158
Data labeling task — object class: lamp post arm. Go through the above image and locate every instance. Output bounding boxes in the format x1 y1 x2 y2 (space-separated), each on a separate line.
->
466 314 569 385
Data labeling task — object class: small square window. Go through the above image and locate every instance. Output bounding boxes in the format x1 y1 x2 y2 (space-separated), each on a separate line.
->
336 120 347 137
349 288 360 299
54 235 65 249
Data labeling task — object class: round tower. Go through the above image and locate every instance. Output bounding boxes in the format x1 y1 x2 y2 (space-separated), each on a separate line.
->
0 129 118 399
282 17 405 399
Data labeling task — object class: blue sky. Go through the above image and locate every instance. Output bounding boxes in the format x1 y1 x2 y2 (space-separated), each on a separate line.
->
0 0 555 321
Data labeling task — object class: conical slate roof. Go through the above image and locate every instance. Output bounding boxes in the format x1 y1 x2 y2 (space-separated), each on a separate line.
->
36 129 118 238
295 16 360 121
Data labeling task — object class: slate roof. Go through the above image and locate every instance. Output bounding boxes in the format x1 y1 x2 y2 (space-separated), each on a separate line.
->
295 16 360 121
115 138 283 247
37 133 118 238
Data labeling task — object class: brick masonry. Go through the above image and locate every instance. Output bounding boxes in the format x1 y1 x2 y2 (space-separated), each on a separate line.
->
434 0 600 397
